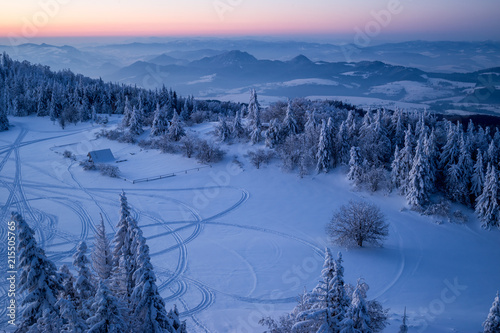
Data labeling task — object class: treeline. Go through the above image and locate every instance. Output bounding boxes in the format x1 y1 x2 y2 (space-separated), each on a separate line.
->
0 52 242 130
214 90 500 229
11 192 187 333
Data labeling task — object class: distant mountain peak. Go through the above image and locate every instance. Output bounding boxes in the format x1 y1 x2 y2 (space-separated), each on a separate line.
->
192 50 258 67
289 54 313 64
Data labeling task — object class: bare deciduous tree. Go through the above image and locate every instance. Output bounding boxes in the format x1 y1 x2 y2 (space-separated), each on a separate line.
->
327 201 388 247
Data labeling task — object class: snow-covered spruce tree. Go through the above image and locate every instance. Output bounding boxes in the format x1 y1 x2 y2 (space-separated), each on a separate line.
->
347 147 363 185
316 119 331 173
57 264 86 332
471 150 485 200
391 108 405 149
232 108 246 139
168 305 188 333
73 241 96 321
391 145 403 190
121 96 132 128
294 248 335 332
250 123 262 144
423 130 438 191
327 200 388 248
180 98 191 122
331 252 351 329
341 280 372 333
282 100 299 136
326 117 337 168
446 135 474 206
265 118 281 148
396 125 415 194
13 212 63 333
336 121 351 166
151 103 169 137
57 295 87 333
168 111 185 142
475 163 500 229
111 192 138 314
131 226 181 332
129 105 144 135
87 280 128 333
304 110 317 149
216 116 230 142
487 140 498 167
92 214 113 281
247 88 260 126
440 121 461 169
406 137 432 208
483 291 500 333
59 264 78 303
0 104 9 131
399 307 408 333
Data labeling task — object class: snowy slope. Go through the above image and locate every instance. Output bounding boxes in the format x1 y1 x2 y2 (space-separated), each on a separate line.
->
0 116 499 332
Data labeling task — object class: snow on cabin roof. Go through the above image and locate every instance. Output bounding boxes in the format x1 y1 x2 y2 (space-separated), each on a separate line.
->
88 149 115 163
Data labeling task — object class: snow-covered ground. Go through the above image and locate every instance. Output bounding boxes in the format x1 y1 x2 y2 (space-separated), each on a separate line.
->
1 116 499 332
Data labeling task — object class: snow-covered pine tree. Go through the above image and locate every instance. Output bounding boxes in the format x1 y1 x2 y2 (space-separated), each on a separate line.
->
121 96 132 128
131 227 180 332
406 137 432 208
294 248 335 332
59 264 78 303
475 163 500 229
180 98 191 122
73 241 96 320
483 291 500 333
216 116 230 142
57 264 86 332
342 280 372 333
151 103 169 137
471 149 485 200
487 140 498 167
247 88 260 126
326 117 337 168
399 307 408 333
129 105 144 135
391 145 403 190
265 118 280 148
345 110 358 142
87 280 128 333
394 125 415 194
330 252 350 330
423 130 438 190
316 120 330 173
440 121 460 169
111 192 139 314
304 110 317 149
282 100 299 136
250 123 262 145
13 212 63 333
92 214 113 281
336 121 351 166
168 111 185 141
168 305 188 333
0 103 9 131
232 108 246 139
391 109 405 149
347 147 363 184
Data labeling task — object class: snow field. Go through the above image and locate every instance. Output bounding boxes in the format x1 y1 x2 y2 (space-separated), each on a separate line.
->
0 116 499 332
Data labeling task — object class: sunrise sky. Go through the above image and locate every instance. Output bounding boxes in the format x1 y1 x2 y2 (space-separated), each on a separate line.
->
1 0 499 41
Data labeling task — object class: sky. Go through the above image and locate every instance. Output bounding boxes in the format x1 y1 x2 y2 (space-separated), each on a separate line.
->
1 0 499 42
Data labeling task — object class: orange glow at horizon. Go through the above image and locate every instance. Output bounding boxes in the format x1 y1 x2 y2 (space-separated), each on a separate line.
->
1 0 499 40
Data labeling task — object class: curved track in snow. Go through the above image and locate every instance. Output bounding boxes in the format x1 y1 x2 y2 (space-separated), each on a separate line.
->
0 123 330 331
